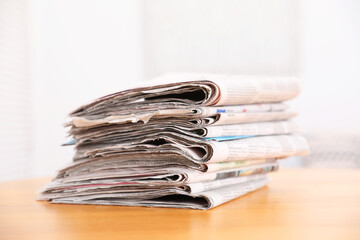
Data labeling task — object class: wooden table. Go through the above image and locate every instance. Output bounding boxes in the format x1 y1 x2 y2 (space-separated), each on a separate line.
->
0 169 359 240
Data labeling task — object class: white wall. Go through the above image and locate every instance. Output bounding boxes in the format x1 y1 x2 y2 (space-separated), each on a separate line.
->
142 0 298 78
1 0 360 181
29 0 143 177
294 0 360 133
0 0 33 181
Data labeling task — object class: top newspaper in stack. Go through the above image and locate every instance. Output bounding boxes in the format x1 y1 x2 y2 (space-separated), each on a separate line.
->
69 73 300 127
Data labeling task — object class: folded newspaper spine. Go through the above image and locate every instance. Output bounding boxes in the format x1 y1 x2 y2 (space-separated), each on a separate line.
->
39 73 309 210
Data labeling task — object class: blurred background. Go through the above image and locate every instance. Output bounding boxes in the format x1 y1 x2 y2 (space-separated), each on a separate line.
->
1 0 359 181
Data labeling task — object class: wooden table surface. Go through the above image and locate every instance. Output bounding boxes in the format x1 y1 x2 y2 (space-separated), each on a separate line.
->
0 168 359 240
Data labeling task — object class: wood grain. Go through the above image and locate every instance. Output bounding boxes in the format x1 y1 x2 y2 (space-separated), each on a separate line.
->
0 169 359 240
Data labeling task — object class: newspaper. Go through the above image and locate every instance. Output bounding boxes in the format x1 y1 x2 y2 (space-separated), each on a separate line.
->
69 120 299 145
47 176 270 210
46 177 269 210
54 153 274 177
39 162 275 210
39 73 308 210
69 74 300 127
45 161 278 185
39 174 268 201
39 163 276 194
74 134 308 163
70 103 295 127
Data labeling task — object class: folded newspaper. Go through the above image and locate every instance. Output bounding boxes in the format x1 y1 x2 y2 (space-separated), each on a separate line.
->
39 73 309 210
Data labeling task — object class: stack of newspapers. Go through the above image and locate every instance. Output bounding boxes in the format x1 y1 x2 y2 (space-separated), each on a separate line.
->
39 73 309 210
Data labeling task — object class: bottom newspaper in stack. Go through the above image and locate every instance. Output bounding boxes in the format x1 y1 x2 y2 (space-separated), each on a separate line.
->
39 135 309 210
39 162 274 210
